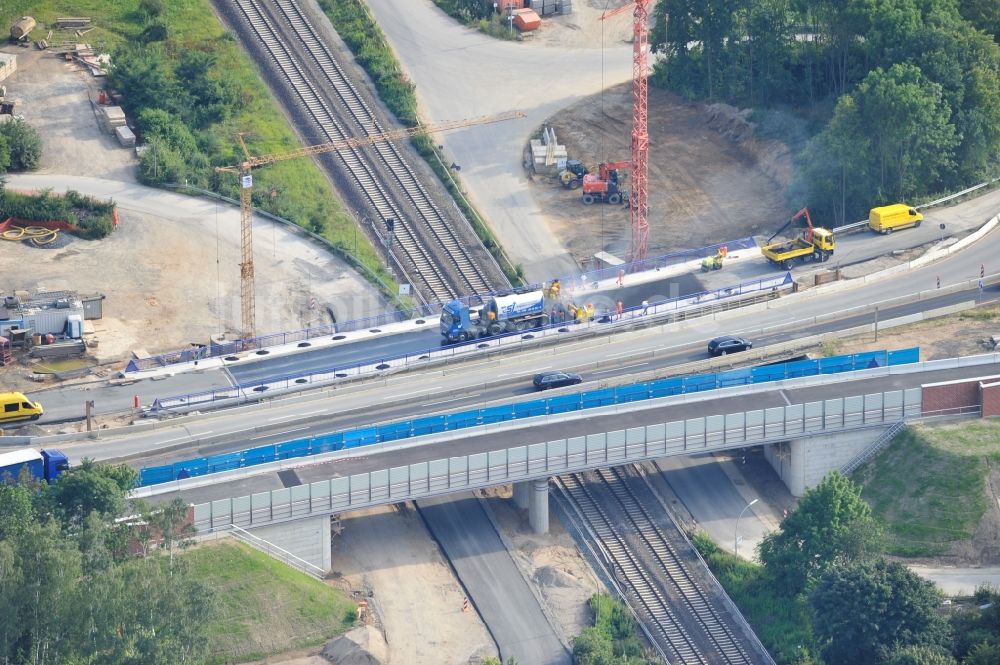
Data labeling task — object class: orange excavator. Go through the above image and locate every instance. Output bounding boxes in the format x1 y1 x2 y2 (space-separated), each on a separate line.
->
582 161 630 205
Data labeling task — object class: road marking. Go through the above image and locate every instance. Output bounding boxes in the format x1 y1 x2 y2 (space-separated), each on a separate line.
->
593 362 647 376
779 390 792 406
251 426 309 441
155 436 189 446
607 348 641 359
267 414 300 422
425 394 480 408
394 389 437 399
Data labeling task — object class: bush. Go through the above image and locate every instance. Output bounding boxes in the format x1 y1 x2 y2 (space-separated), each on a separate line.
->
0 118 42 171
140 23 169 43
0 133 11 173
0 189 117 239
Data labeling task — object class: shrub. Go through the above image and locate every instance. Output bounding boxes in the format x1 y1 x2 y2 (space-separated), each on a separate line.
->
0 119 42 171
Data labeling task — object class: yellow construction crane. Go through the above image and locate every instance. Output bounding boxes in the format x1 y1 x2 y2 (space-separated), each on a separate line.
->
216 110 524 343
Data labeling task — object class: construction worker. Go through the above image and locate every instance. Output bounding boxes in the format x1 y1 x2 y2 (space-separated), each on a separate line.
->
616 300 624 319
617 269 625 287
551 279 561 298
641 300 649 315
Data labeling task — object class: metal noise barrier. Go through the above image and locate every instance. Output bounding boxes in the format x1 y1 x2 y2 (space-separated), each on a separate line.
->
139 347 919 487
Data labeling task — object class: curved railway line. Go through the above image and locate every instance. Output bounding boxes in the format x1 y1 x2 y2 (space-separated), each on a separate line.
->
225 0 506 303
556 466 769 664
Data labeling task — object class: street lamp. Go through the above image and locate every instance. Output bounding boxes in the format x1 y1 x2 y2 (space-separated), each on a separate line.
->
734 498 759 557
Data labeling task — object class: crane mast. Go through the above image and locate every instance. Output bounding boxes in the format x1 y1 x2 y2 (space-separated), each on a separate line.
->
602 0 652 262
630 0 650 262
216 111 524 344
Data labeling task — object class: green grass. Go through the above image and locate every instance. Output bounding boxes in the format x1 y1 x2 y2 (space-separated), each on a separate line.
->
690 532 818 665
857 422 999 557
183 541 356 664
0 0 400 305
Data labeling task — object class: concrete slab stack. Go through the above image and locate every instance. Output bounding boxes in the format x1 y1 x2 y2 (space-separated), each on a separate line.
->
0 53 16 83
98 105 125 134
114 125 135 147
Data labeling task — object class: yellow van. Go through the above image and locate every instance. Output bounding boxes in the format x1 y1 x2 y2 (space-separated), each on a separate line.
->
0 392 43 422
869 204 923 234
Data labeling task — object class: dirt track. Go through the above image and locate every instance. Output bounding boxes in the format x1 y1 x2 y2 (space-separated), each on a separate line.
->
532 84 791 265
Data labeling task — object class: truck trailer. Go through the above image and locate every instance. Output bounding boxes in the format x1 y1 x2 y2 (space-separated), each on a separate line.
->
441 290 563 343
0 448 69 484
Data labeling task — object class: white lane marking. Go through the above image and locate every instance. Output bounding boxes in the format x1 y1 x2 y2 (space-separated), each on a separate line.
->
779 390 792 405
424 394 481 408
251 426 309 441
607 348 641 359
267 414 300 422
592 362 648 376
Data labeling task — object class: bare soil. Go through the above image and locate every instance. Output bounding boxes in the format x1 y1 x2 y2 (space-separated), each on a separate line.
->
481 485 604 644
328 504 497 665
530 86 790 264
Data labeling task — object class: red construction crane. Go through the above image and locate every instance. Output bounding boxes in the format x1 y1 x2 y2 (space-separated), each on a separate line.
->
602 0 651 261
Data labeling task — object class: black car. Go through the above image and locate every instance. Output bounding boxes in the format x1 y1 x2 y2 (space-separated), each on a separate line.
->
708 335 753 356
533 371 583 391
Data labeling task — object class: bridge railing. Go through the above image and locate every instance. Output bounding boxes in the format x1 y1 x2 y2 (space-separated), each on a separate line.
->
140 346 917 486
186 387 922 532
149 272 793 415
126 237 759 373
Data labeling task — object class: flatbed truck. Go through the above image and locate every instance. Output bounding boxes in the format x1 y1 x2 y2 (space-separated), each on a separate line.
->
760 208 835 270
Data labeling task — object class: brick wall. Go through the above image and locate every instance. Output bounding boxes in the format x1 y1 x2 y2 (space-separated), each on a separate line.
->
981 382 1000 417
922 380 981 415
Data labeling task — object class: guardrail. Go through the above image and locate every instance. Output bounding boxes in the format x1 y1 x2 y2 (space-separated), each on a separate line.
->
125 232 758 373
149 272 793 414
830 176 1000 236
139 347 917 486
188 388 922 533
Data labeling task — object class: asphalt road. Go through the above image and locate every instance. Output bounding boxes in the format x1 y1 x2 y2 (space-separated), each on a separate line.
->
9 174 999 425
417 493 571 665
139 361 996 506
60 281 994 471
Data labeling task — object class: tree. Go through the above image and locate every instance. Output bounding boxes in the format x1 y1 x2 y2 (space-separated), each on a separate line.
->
963 642 1000 665
811 559 951 665
0 483 36 541
0 118 43 171
106 45 177 119
758 472 882 595
46 459 137 528
884 644 957 665
0 133 11 173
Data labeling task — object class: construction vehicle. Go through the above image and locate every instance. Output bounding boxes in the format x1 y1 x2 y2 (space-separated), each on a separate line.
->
440 281 571 343
559 160 587 189
582 161 630 205
869 203 922 234
701 246 728 272
760 208 835 270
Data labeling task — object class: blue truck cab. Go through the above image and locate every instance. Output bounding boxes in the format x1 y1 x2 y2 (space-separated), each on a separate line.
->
0 448 70 484
440 300 474 343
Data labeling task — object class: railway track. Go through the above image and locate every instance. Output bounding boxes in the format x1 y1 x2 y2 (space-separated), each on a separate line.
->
556 466 764 664
226 0 504 302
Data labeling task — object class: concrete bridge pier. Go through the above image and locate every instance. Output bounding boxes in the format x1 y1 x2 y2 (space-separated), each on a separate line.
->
512 480 531 510
765 426 891 496
529 479 549 534
511 479 550 533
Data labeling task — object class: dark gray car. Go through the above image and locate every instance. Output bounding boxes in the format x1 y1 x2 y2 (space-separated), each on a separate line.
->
708 335 752 356
533 371 583 390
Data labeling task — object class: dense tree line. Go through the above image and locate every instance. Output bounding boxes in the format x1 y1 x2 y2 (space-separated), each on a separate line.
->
651 0 1000 223
752 472 1000 664
0 461 214 665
